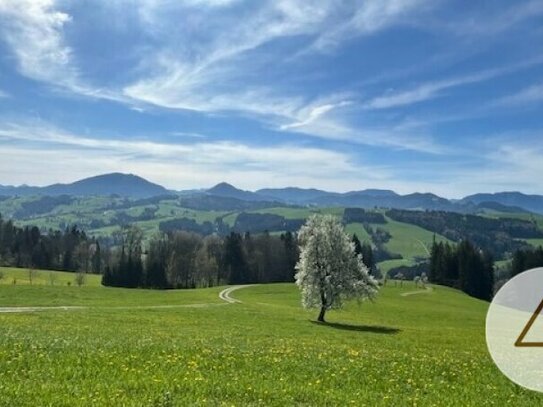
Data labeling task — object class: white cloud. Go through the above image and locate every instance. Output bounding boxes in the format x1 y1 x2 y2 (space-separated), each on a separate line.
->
1 0 539 166
275 94 445 154
438 0 543 37
280 98 352 130
124 1 338 115
123 0 442 154
169 131 207 139
0 0 77 87
310 0 427 52
494 83 543 106
0 0 470 158
364 58 543 109
365 84 441 110
0 0 129 103
282 111 444 154
125 0 427 115
2 121 543 197
0 121 393 191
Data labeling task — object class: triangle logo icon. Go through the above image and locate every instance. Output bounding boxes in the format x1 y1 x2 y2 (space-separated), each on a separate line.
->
515 298 543 347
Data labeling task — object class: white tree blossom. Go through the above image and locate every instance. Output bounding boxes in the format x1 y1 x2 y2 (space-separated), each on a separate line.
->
295 214 379 322
420 272 428 288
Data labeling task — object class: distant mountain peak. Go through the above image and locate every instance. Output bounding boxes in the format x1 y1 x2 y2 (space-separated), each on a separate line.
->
0 173 168 198
207 182 266 202
208 182 239 193
48 172 169 198
346 189 399 198
72 172 153 185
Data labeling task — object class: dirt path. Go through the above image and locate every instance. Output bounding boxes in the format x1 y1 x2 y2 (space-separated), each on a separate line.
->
0 285 255 313
218 285 254 303
0 306 86 313
400 286 433 297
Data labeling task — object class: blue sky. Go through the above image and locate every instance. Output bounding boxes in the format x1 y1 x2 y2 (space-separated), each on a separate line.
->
0 0 542 197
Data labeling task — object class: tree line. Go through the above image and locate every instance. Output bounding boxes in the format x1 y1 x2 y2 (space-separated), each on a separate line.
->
102 227 301 289
511 246 543 277
0 210 376 291
103 227 378 289
429 239 494 301
0 214 105 273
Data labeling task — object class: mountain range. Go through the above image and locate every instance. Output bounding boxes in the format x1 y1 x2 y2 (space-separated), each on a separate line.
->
1 173 542 214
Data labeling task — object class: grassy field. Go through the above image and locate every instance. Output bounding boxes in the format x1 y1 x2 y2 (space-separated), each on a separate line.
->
525 238 543 248
344 222 372 243
0 267 102 287
378 259 415 275
223 207 346 227
379 217 450 261
0 273 541 405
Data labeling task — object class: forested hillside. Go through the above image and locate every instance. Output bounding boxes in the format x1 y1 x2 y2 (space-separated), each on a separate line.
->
2 191 543 292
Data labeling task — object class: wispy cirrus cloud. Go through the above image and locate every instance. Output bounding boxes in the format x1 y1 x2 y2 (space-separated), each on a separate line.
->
0 0 76 86
4 120 543 198
0 0 541 192
364 57 543 110
0 0 130 103
493 83 543 107
277 96 445 154
435 0 543 37
125 0 430 116
0 0 437 154
0 120 393 190
309 0 428 52
86 1 445 146
124 1 341 115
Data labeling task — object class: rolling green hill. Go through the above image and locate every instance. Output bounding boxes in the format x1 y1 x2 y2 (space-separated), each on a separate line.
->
2 195 541 278
378 216 450 260
0 280 540 405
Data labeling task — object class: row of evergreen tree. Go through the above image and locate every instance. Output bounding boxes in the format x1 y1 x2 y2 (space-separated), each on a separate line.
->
429 239 494 301
352 234 379 278
0 214 105 273
511 246 543 277
102 228 301 288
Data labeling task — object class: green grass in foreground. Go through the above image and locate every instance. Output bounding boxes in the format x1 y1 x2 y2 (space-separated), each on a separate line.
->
0 280 541 406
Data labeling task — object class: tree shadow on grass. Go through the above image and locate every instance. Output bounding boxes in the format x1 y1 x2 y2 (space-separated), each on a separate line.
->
310 320 400 335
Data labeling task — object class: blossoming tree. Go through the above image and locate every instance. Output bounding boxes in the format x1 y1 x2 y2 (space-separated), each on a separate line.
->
295 214 379 322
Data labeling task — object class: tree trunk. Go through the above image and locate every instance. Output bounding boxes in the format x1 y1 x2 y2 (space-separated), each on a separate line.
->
317 306 326 322
318 288 327 322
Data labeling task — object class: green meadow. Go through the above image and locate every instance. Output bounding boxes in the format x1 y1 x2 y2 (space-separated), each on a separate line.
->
378 216 450 260
0 268 541 406
525 238 543 248
0 267 102 287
